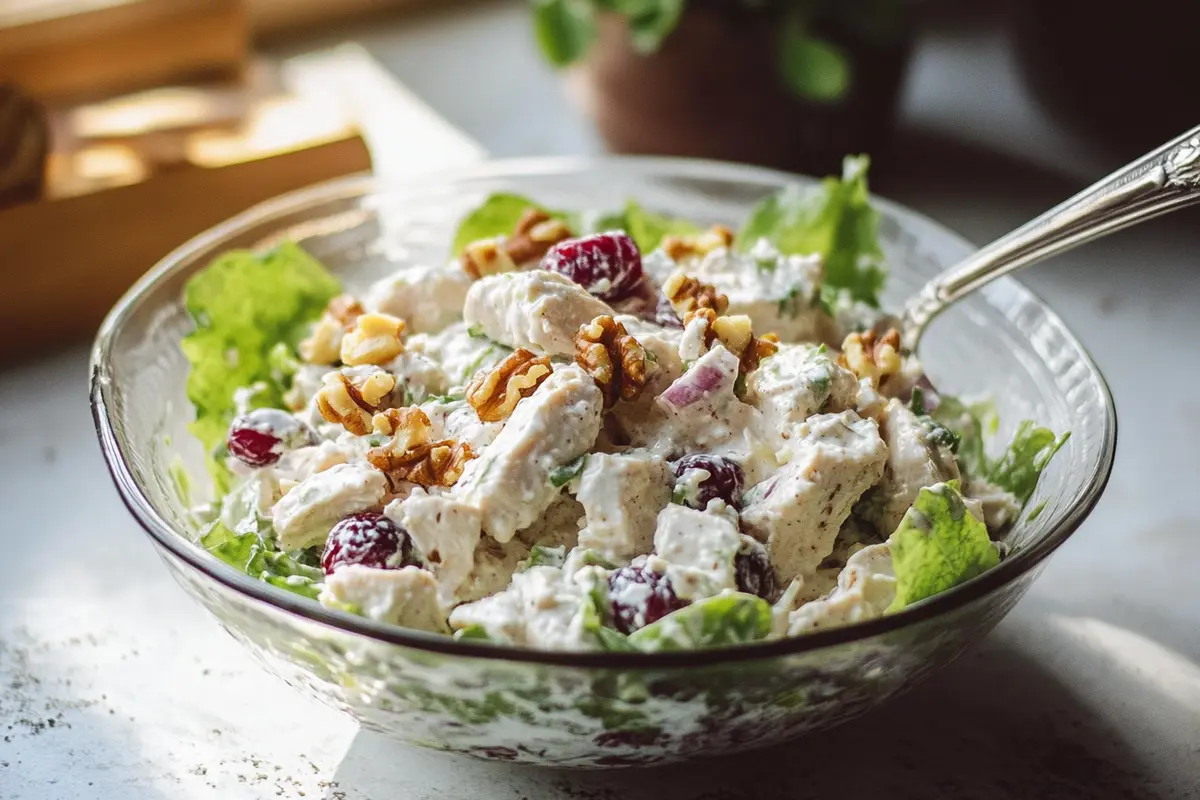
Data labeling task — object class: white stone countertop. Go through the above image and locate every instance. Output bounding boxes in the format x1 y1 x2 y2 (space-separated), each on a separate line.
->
3 2 1198 798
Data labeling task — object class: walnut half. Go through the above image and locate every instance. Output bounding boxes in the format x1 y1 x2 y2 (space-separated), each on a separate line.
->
367 407 476 489
315 370 396 435
574 315 647 409
465 347 553 422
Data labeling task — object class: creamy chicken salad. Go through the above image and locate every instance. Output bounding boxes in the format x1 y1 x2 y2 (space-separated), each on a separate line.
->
184 157 1067 652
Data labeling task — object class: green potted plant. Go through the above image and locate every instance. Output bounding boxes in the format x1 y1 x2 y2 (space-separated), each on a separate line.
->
531 0 914 174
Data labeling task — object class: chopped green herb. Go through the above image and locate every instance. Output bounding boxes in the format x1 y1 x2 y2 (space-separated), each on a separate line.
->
549 455 587 488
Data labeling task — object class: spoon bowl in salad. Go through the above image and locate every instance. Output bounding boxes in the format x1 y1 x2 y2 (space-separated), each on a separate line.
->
91 156 1115 766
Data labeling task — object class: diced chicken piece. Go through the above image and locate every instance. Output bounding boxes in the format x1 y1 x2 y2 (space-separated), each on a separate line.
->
963 476 1021 530
654 346 755 450
385 351 449 399
653 504 744 601
217 473 279 533
271 462 387 550
651 345 778 484
576 452 672 564
515 495 585 550
613 314 685 393
319 565 449 634
364 263 473 334
408 322 511 390
687 245 826 343
448 566 598 650
787 544 895 635
746 343 859 450
421 399 503 454
454 365 603 542
456 536 531 605
273 433 373 484
859 399 962 537
386 490 483 608
787 515 881 606
740 411 887 584
421 491 586 606
285 364 332 411
463 271 612 356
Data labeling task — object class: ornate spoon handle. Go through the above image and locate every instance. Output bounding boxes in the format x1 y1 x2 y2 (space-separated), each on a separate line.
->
901 125 1200 349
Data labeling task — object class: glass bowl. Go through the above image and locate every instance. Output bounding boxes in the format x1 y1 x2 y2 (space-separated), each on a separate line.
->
90 157 1116 767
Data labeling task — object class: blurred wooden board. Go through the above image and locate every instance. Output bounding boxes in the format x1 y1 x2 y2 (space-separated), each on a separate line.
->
248 0 438 37
0 0 247 102
0 134 370 363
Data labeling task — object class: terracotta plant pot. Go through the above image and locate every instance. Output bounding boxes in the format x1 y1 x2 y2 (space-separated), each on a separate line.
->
576 4 914 176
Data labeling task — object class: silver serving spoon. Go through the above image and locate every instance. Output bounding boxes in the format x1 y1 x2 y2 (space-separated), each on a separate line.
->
900 124 1200 350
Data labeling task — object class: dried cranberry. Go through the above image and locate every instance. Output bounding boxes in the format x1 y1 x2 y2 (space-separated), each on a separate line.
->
608 566 687 634
672 454 744 509
734 541 777 599
226 408 311 467
541 231 644 301
321 512 414 575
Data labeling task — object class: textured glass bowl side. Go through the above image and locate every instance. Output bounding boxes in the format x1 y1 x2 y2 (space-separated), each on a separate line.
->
90 157 1116 766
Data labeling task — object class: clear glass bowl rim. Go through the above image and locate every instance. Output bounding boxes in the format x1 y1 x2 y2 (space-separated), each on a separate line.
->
89 154 1117 669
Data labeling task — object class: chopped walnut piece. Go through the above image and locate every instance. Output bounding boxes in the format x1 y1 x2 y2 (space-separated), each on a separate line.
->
740 331 780 374
340 312 406 366
506 208 573 265
663 270 729 318
684 309 778 376
367 407 475 489
372 406 433 437
460 207 574 279
574 315 647 409
299 294 365 365
465 347 553 422
315 370 396 435
461 238 517 280
839 327 902 387
662 225 736 262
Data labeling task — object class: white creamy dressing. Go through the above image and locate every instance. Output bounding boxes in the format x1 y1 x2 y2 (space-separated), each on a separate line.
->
215 236 1010 647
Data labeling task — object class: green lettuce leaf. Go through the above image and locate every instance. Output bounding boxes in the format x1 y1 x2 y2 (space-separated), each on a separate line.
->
454 624 493 642
987 421 1070 506
887 481 1000 612
182 242 340 493
930 395 998 478
931 396 1066 507
628 593 772 652
622 199 701 253
737 155 885 307
201 521 324 600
